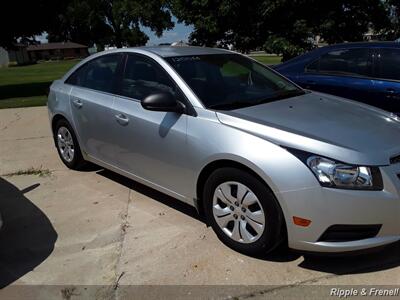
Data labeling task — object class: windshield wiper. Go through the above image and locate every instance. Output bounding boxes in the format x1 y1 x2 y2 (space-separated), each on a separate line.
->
208 101 254 110
254 89 306 105
208 90 306 111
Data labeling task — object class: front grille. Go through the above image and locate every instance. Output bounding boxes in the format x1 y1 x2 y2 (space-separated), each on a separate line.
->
318 224 382 242
390 155 400 165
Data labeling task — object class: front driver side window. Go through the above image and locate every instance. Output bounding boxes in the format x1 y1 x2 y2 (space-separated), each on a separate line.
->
120 54 178 101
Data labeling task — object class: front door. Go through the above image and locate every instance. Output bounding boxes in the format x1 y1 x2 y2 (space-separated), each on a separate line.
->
110 53 192 197
372 48 400 114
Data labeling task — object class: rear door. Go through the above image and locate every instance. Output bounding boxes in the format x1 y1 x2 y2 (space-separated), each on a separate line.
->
371 48 400 114
296 48 376 104
66 53 123 163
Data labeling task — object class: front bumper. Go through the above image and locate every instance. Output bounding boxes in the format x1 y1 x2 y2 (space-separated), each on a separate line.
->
278 163 400 253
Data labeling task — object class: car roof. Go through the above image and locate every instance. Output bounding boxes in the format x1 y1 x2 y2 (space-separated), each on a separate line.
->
321 41 400 49
275 41 400 69
127 46 232 57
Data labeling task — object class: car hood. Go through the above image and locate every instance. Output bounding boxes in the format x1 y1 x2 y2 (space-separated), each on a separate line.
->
216 92 400 166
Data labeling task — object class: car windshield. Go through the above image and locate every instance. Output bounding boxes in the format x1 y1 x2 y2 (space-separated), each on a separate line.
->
165 54 305 110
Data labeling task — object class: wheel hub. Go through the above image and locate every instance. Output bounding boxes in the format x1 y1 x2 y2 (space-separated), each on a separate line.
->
212 181 266 244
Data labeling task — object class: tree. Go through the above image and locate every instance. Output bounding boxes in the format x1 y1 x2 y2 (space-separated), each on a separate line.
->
0 0 62 48
170 0 391 60
170 0 262 51
48 0 174 48
263 0 390 60
382 0 400 40
47 0 110 48
1 0 173 49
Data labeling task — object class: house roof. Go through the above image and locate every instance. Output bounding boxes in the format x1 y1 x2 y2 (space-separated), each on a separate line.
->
27 42 88 51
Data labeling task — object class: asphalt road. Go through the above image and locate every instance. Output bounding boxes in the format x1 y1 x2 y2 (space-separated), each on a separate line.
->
0 107 398 299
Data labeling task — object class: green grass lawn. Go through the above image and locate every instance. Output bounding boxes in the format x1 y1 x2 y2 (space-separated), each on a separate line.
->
250 55 282 65
0 60 79 109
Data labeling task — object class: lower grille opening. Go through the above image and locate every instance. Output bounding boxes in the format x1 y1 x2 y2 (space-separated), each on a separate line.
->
318 224 382 242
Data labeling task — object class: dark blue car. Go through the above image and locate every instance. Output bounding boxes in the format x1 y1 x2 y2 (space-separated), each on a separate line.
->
274 42 400 114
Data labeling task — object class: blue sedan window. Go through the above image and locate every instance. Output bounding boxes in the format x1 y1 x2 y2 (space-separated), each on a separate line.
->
377 48 400 81
306 48 372 78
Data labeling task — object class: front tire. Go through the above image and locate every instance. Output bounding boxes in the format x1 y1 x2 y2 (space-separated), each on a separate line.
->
204 168 285 256
54 119 85 170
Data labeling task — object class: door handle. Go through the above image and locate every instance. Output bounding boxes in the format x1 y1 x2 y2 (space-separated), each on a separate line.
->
115 113 129 125
72 98 83 108
385 88 397 99
386 88 396 94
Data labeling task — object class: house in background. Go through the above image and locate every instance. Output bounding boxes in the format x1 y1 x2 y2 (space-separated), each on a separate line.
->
27 42 89 61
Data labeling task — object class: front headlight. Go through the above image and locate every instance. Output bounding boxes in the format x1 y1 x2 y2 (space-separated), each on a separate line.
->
287 149 383 190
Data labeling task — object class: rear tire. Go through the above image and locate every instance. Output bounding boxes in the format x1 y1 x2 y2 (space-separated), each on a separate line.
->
203 167 285 256
54 119 86 170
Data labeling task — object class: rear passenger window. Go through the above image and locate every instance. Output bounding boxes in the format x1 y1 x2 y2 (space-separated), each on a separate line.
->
119 54 177 101
377 48 400 81
305 48 372 77
66 54 122 93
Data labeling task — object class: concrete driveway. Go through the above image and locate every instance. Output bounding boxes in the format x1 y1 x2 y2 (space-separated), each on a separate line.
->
0 107 399 299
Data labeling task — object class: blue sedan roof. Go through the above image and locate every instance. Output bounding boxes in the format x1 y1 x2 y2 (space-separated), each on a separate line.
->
320 41 399 49
275 41 400 70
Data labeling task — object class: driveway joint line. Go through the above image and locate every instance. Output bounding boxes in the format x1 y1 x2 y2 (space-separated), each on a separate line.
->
113 187 132 297
0 135 52 142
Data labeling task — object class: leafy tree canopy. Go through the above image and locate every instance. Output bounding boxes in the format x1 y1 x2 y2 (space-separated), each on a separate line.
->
170 0 392 60
2 0 399 58
48 0 173 48
383 0 400 40
1 0 173 49
0 0 62 48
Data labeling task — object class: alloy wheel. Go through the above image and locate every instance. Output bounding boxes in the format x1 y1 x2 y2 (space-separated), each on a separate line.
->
57 126 75 163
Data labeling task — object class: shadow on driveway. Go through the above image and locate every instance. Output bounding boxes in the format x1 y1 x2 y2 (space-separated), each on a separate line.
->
97 169 400 276
299 241 400 275
0 178 57 288
0 82 52 99
97 169 203 222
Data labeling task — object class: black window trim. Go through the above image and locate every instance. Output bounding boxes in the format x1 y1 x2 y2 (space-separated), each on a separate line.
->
304 47 375 80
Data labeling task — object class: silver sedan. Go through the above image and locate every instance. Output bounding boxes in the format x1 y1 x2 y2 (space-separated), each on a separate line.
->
48 46 400 255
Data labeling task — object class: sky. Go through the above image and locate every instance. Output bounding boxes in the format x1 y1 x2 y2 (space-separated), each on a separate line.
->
35 16 194 46
143 16 194 45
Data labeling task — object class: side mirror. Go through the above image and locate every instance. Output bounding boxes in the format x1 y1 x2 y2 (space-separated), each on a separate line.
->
141 92 185 113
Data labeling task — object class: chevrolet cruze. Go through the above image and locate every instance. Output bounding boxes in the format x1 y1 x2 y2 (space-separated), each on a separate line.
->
48 46 400 255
